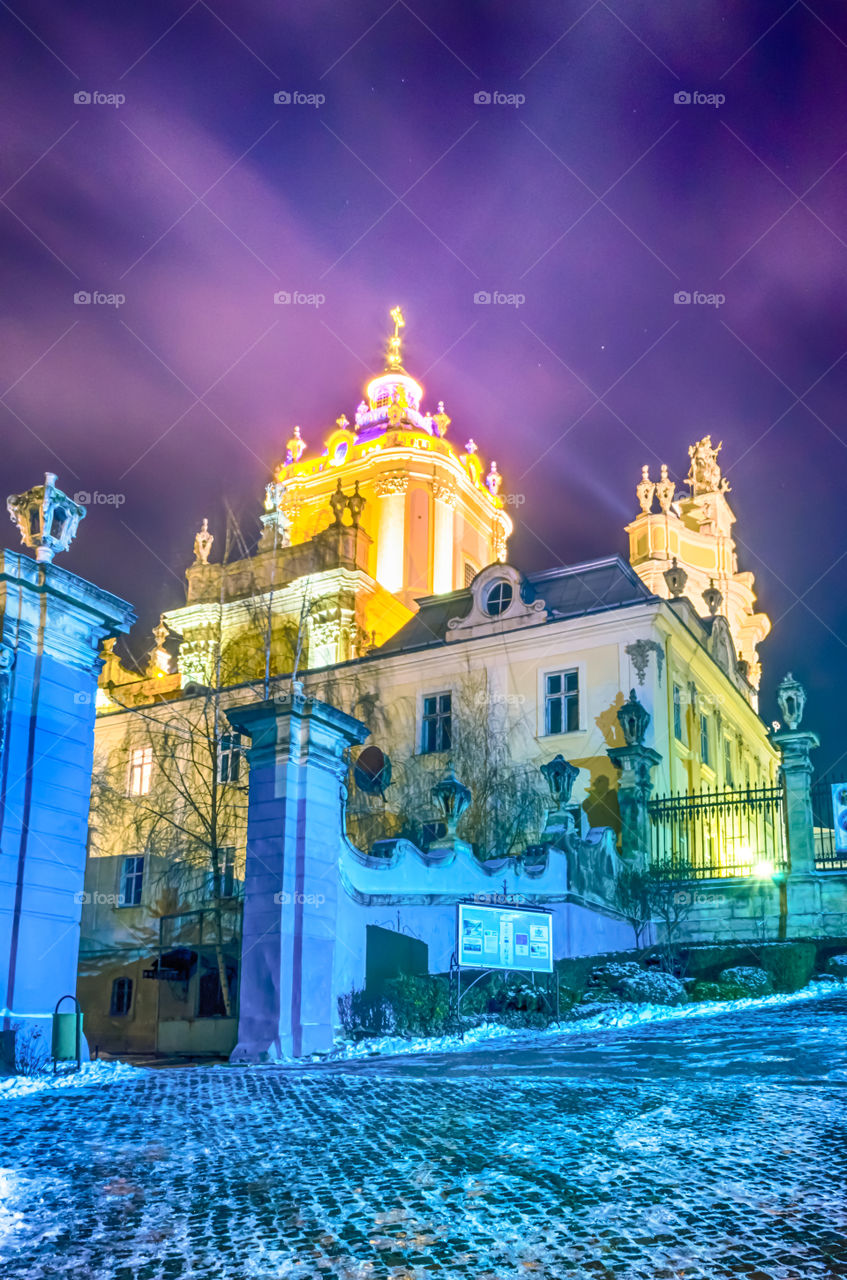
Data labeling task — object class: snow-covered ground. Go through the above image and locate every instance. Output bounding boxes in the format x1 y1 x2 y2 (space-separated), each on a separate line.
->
328 977 841 1063
0 1060 146 1103
1 979 840 1090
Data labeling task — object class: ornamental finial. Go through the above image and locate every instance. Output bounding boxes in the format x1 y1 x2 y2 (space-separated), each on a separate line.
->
193 517 214 564
387 305 405 370
7 473 86 563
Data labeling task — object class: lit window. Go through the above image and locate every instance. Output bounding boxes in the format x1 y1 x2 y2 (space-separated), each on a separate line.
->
724 738 734 788
673 686 683 741
120 855 144 907
464 562 477 588
700 714 711 766
128 746 153 796
421 693 452 754
484 580 513 617
218 733 242 784
545 670 579 735
110 977 133 1016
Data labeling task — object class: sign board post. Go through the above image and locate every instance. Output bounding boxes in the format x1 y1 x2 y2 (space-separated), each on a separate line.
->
453 899 556 1021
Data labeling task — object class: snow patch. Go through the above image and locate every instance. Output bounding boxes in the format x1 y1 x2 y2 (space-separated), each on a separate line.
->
328 982 841 1063
0 1060 147 1102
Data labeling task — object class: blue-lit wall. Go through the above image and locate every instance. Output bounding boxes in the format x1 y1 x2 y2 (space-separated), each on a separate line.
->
0 552 134 1051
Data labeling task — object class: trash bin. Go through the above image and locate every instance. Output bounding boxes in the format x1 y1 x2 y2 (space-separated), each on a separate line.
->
52 996 82 1072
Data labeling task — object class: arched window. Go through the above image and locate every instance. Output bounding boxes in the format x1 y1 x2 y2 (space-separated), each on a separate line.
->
110 976 133 1016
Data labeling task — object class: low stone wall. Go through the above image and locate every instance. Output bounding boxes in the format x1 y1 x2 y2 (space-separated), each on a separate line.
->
674 873 847 943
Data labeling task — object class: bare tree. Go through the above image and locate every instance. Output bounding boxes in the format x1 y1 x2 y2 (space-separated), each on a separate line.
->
644 856 696 971
318 666 548 861
615 864 652 950
91 689 248 1016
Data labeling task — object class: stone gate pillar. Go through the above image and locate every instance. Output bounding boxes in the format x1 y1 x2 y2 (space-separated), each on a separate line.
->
771 673 819 877
226 689 368 1061
1 475 134 1050
608 690 662 862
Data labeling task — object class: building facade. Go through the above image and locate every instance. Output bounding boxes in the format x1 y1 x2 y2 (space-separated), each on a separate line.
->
79 314 794 1059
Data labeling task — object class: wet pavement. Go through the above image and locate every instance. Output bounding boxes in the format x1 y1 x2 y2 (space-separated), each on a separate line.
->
2 991 847 1279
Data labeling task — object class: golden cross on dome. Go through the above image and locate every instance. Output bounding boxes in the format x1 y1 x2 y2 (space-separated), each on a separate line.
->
387 305 405 369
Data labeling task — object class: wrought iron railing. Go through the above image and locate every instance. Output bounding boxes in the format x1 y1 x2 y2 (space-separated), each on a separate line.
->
811 772 847 871
647 784 787 879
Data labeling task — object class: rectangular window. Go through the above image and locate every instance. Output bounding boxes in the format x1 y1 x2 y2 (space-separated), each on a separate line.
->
206 848 237 900
120 855 144 907
544 669 579 735
221 847 236 898
464 562 477 588
700 714 711 766
673 686 683 741
724 738 734 788
110 977 133 1016
127 746 153 796
217 733 242 784
421 693 452 754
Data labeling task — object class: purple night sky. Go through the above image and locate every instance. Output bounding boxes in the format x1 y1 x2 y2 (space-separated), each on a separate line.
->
1 1 845 767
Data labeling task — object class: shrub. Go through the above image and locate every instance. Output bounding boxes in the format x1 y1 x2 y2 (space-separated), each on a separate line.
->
620 970 687 1006
13 1023 50 1077
718 966 773 998
337 989 395 1041
383 973 450 1038
690 981 725 1002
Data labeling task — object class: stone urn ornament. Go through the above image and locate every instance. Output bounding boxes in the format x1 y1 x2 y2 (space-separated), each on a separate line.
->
540 754 580 809
346 481 365 529
431 760 471 837
7 473 86 563
329 479 348 527
663 556 688 598
777 672 806 731
618 690 650 747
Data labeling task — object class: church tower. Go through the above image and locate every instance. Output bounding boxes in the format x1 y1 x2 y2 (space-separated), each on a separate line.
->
626 436 770 693
269 307 511 611
107 310 514 691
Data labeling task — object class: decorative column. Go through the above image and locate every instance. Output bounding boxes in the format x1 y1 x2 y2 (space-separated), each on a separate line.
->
226 690 368 1061
374 473 407 594
431 479 456 595
771 673 819 877
608 690 662 862
1 475 134 1047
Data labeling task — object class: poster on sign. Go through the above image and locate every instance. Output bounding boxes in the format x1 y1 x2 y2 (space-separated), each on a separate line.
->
457 901 554 973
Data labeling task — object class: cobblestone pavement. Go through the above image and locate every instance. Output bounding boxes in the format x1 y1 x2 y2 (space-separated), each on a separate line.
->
3 992 847 1280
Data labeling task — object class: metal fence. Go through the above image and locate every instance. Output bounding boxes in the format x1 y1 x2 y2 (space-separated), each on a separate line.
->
811 772 847 871
647 784 788 879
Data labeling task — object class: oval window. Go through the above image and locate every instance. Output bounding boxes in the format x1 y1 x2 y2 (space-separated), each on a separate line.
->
484 580 513 617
